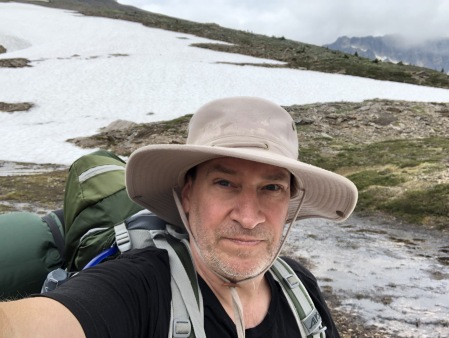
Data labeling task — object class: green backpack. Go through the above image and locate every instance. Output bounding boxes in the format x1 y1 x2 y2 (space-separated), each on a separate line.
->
63 150 143 271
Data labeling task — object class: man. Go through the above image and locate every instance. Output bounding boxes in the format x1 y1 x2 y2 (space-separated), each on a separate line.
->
0 97 357 337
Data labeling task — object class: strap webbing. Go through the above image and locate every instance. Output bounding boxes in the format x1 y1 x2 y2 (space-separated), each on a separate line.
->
270 258 326 338
154 237 206 338
53 209 65 227
42 213 65 265
170 275 192 338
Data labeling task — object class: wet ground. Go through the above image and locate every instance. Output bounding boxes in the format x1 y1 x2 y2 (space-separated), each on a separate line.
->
286 215 449 337
0 161 66 176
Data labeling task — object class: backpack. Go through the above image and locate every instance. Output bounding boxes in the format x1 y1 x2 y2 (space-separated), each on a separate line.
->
63 150 143 271
0 210 64 299
65 210 326 338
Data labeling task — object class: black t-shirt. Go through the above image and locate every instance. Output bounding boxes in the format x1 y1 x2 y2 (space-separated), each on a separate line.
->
41 247 340 337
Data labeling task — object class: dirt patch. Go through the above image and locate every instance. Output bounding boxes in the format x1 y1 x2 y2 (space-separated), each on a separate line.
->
0 161 67 214
67 114 191 156
0 58 31 68
0 102 34 113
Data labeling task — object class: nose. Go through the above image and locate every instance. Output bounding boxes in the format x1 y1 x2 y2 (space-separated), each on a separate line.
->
230 189 265 229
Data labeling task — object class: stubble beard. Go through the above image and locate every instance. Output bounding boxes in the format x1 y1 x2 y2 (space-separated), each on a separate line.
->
191 212 282 282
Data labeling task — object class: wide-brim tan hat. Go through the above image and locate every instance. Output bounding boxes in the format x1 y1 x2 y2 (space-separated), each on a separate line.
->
126 96 358 228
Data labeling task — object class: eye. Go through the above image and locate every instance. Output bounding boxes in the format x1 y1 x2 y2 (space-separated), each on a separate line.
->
263 184 283 192
215 179 232 187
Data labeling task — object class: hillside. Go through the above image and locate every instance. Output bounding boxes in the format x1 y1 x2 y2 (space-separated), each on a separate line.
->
2 0 449 89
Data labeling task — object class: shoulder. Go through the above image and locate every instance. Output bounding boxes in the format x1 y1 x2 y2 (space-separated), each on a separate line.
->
115 246 170 266
39 246 173 337
47 246 172 300
80 246 172 287
69 246 172 280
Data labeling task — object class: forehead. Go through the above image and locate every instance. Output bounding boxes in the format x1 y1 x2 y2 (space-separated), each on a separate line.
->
197 157 290 180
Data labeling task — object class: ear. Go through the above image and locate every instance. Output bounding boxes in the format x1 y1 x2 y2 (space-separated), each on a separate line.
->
181 177 193 213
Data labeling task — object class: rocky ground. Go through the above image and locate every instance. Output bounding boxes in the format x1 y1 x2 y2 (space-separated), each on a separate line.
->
0 101 33 112
68 99 449 153
0 57 31 68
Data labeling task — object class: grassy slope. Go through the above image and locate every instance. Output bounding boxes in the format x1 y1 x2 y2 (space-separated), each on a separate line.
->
301 136 449 229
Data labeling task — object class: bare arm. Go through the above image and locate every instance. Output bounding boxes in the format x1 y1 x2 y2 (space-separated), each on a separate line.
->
0 297 85 338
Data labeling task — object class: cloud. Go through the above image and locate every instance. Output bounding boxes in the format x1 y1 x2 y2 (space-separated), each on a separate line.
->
120 0 449 45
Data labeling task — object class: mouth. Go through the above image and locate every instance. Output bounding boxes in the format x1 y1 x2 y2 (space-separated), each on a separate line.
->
224 237 264 246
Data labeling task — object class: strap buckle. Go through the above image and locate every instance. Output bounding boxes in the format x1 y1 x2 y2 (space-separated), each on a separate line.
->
114 222 131 252
173 318 191 338
284 273 300 288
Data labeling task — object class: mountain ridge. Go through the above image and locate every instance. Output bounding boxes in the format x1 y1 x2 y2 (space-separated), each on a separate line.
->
325 35 449 73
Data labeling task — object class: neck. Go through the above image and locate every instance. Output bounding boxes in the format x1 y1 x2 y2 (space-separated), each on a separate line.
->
191 246 271 329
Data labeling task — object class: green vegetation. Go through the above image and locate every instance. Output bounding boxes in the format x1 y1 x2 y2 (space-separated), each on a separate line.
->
301 137 449 171
300 137 449 229
383 184 449 228
347 170 406 190
159 114 192 132
0 170 67 213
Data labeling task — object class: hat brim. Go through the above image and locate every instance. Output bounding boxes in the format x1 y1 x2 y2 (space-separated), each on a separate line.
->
126 144 358 228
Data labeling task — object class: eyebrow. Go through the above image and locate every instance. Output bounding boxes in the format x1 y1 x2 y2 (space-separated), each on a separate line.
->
207 163 290 182
206 164 236 176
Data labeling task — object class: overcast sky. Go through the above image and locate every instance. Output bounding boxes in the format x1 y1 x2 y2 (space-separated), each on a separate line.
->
118 0 449 46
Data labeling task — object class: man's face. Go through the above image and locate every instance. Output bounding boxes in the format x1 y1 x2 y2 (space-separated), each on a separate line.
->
181 157 291 282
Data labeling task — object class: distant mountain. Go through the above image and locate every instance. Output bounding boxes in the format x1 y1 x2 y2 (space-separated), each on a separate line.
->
324 35 449 73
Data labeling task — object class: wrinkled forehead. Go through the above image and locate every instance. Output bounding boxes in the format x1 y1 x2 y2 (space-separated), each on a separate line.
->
204 157 289 174
185 157 294 188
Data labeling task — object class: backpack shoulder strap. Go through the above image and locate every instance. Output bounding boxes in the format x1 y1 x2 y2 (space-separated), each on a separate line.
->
113 214 205 338
269 257 327 338
153 236 206 338
42 211 65 266
115 220 205 338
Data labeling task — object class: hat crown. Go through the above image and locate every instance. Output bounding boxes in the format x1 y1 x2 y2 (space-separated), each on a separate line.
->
186 97 298 159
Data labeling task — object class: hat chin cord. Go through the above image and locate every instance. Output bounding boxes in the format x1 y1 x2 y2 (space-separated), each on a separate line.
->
172 188 306 338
